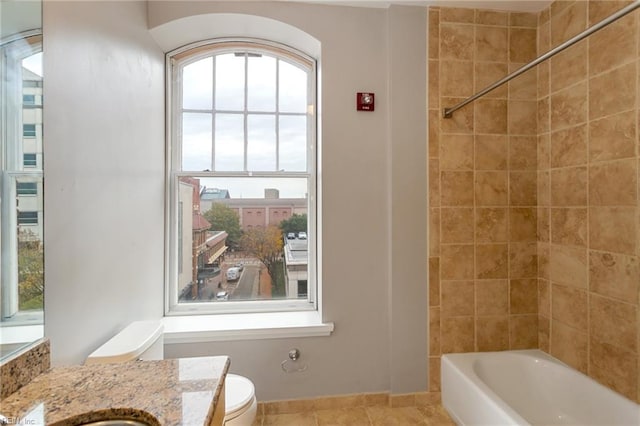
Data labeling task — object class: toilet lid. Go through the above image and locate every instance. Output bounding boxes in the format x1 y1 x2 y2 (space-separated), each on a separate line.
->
225 374 255 416
85 320 163 364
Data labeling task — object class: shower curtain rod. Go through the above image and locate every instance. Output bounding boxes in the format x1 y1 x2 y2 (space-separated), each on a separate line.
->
443 0 640 118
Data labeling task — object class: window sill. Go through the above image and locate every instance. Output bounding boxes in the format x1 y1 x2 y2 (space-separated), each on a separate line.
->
161 311 334 344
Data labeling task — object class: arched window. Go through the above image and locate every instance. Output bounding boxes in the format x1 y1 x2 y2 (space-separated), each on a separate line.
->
167 39 316 313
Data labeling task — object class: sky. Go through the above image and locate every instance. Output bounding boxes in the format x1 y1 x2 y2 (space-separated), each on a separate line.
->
22 51 42 77
180 52 310 176
197 177 309 199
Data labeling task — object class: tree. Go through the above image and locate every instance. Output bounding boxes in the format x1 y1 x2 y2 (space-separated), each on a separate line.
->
17 230 44 310
279 213 307 235
203 203 243 249
240 226 283 281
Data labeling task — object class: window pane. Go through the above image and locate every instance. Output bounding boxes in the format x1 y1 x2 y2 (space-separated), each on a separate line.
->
179 176 308 303
22 51 43 175
16 178 43 223
279 61 307 113
22 52 42 77
23 94 36 105
215 53 245 111
214 113 244 171
183 57 213 110
247 114 276 171
23 153 37 167
247 55 276 112
182 113 212 172
279 115 307 171
17 224 44 311
18 211 38 225
23 124 36 137
17 181 37 195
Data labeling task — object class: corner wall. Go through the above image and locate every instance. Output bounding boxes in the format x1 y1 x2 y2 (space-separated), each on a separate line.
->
43 0 166 365
388 5 429 395
427 6 540 392
536 0 639 403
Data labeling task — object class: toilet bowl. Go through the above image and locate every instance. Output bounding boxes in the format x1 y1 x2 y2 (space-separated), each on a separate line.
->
86 321 257 426
223 374 257 425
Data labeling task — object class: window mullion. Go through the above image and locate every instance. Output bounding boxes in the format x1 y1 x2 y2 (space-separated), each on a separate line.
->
243 53 249 172
172 58 183 174
275 59 280 172
211 55 217 171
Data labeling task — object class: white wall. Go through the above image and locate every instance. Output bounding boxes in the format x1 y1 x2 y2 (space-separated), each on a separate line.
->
43 0 165 365
42 0 427 400
388 5 428 394
0 0 41 40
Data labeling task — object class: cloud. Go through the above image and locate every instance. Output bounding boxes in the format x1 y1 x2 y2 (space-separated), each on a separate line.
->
180 50 310 173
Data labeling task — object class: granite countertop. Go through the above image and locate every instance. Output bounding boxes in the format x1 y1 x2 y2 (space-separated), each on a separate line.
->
0 356 229 426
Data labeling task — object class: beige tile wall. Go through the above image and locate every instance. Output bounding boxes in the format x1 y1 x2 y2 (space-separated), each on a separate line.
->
428 6 539 393
429 0 639 404
536 0 639 403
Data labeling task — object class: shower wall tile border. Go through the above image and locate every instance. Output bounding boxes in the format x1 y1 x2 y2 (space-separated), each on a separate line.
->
258 391 443 415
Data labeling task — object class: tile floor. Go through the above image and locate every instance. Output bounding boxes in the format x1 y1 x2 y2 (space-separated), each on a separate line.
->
253 404 456 425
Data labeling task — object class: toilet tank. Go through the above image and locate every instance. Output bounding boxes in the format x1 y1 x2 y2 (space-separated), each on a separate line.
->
85 320 164 364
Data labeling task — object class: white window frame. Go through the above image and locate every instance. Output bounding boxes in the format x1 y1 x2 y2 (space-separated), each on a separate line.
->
0 33 43 321
164 38 318 316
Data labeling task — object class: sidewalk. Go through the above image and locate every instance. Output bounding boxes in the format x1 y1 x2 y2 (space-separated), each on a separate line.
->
259 266 272 298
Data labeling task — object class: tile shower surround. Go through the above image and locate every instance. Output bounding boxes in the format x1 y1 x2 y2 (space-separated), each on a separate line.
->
428 0 640 403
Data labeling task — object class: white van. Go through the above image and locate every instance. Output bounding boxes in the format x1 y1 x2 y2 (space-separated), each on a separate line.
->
226 267 240 281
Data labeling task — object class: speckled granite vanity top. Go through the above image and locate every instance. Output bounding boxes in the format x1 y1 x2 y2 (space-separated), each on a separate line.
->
0 356 229 426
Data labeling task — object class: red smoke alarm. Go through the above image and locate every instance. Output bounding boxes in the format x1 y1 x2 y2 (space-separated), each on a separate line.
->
357 92 375 111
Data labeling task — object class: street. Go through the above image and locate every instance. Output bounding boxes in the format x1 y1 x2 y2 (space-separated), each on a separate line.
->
228 264 260 300
194 256 270 302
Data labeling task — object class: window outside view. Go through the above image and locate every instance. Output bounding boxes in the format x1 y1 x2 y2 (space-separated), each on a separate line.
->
169 42 315 310
1 44 44 329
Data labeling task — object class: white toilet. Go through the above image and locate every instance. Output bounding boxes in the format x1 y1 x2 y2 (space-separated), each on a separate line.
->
86 320 257 426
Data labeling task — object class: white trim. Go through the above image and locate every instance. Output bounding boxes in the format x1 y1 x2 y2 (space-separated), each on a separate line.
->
0 323 43 344
167 298 315 315
149 14 321 58
1 36 43 320
162 311 333 344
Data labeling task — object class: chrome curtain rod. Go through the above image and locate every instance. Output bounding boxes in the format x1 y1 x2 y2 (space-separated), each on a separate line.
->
443 0 640 118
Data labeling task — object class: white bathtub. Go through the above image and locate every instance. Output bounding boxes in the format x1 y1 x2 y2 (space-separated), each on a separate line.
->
441 349 640 426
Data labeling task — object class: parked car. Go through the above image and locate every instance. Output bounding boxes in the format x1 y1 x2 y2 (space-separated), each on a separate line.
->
226 267 240 281
235 262 244 271
215 291 229 300
287 232 296 239
298 231 307 240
